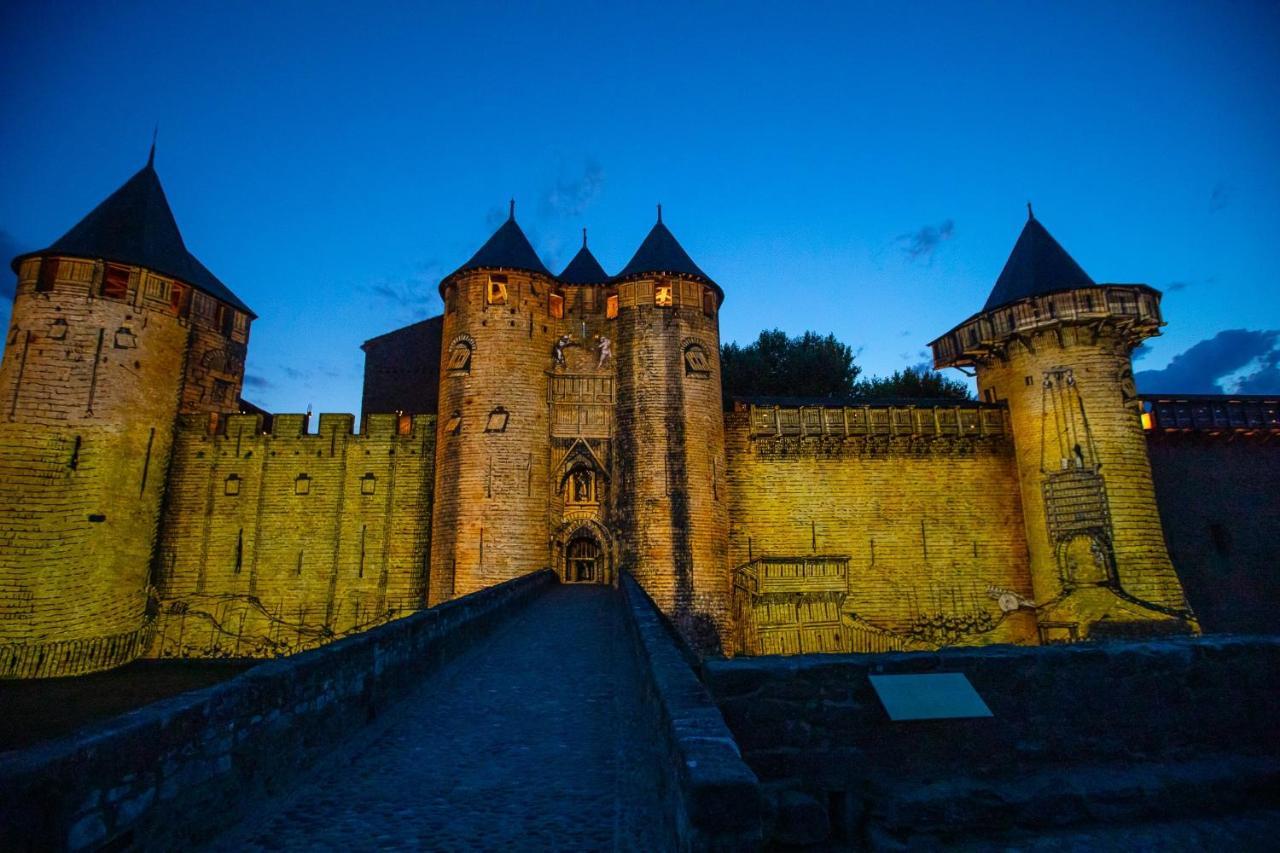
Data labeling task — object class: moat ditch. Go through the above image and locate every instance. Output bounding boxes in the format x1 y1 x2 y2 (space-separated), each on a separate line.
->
0 659 256 752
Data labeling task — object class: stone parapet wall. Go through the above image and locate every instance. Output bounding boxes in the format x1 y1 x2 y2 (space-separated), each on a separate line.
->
619 574 762 850
0 570 556 853
704 636 1280 845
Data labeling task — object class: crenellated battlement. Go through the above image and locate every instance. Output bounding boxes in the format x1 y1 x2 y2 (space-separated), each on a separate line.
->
181 411 434 442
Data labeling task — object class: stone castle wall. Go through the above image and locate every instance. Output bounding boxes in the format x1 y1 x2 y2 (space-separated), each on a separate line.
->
724 404 1036 654
613 275 729 652
149 411 435 659
1147 433 1280 635
977 326 1192 635
430 269 556 602
0 256 244 677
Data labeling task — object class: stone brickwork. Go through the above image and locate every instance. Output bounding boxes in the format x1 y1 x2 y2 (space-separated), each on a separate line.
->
704 636 1280 846
619 574 762 849
430 269 557 601
150 411 435 659
724 404 1035 655
1146 431 1280 634
975 326 1193 636
613 275 729 653
0 255 248 678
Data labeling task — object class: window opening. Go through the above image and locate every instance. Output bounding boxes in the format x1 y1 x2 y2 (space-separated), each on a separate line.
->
102 264 130 299
487 274 509 305
36 259 58 292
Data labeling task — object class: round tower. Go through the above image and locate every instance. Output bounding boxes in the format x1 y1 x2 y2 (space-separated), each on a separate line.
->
0 153 255 677
930 210 1195 641
611 208 730 653
429 204 557 602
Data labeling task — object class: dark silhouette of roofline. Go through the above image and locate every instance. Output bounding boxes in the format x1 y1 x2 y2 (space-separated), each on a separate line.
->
10 159 254 316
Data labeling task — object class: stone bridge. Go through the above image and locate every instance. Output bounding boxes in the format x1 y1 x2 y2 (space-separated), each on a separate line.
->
2 574 1278 851
0 574 760 851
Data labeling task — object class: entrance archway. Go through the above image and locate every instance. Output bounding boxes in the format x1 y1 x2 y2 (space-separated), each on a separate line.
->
566 535 602 583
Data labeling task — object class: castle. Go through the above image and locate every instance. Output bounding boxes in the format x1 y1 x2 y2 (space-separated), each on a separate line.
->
2 155 1276 678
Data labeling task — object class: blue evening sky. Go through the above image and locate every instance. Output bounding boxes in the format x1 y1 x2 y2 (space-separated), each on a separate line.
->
2 1 1278 415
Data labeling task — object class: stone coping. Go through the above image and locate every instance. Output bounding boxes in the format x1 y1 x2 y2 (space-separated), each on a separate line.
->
619 574 762 850
0 570 556 852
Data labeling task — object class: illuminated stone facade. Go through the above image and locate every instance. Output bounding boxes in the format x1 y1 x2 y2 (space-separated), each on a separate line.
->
0 159 1242 678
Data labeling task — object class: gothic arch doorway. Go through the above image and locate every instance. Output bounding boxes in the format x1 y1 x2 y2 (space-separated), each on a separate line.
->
567 535 602 583
552 519 615 586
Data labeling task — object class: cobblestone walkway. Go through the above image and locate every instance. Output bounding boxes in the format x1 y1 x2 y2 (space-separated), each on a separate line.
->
208 585 663 852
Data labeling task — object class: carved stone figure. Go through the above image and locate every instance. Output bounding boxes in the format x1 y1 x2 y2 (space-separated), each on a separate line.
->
552 334 572 367
594 335 612 369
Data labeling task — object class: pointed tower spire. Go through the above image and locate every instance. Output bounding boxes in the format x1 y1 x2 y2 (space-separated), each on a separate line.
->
509 198 516 221
982 215 1095 312
148 124 158 168
10 158 253 315
657 203 663 224
558 228 609 284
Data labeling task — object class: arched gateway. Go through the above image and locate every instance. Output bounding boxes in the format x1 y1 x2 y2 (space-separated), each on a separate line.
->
552 518 615 585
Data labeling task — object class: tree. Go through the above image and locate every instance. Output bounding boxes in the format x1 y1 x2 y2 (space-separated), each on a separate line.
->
720 329 860 404
853 366 972 400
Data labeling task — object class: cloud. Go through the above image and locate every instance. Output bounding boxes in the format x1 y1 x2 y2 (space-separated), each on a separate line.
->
1210 182 1232 212
1165 281 1190 293
541 160 605 219
1131 342 1152 362
1135 329 1280 394
363 259 445 321
896 220 954 264
282 366 308 382
243 374 274 390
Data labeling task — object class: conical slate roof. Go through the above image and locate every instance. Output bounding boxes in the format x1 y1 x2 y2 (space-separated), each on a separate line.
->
447 204 551 280
11 157 254 316
558 232 609 284
617 222 710 280
983 212 1096 312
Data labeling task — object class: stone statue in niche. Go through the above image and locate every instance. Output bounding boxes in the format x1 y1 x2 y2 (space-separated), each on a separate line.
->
594 335 612 369
553 334 572 368
573 469 592 502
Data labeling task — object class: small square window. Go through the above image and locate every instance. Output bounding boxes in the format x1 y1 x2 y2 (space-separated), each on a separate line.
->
445 411 463 435
702 288 715 317
487 274 508 305
224 473 241 496
550 292 565 319
48 317 68 340
295 473 311 495
211 379 231 403
102 264 130 300
606 294 619 319
360 473 377 495
113 327 138 349
655 284 673 307
485 407 509 433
